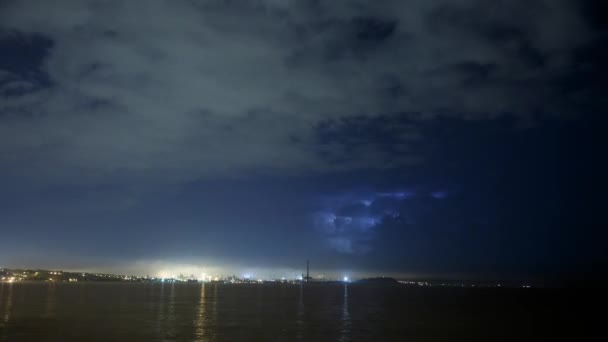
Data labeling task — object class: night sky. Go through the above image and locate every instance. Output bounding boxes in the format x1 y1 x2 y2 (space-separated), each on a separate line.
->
0 1 602 282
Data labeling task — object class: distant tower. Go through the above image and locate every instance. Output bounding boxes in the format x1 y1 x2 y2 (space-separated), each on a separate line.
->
307 259 309 282
303 259 312 282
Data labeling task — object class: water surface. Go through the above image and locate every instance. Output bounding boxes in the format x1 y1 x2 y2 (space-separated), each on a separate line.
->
0 282 568 341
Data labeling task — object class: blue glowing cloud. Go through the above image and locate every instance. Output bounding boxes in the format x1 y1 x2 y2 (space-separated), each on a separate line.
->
360 199 373 207
431 191 448 199
313 189 417 254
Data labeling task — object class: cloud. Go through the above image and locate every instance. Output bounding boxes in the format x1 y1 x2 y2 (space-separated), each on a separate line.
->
0 0 597 185
313 188 421 254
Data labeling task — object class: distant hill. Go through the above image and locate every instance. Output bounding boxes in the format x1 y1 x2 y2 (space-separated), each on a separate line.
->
357 277 399 284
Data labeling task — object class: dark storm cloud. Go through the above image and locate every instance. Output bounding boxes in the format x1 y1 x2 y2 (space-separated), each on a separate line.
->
315 115 423 169
0 0 598 185
0 32 53 98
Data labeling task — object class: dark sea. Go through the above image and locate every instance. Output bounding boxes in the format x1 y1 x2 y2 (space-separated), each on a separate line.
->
0 282 569 341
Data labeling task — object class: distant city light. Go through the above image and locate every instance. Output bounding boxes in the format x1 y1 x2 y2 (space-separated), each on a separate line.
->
343 276 349 282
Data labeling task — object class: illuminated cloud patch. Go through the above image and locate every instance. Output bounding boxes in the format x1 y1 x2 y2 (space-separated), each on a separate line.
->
431 191 448 199
314 189 417 254
360 199 373 207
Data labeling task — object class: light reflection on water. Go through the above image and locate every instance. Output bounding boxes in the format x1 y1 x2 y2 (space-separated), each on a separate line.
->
296 283 304 340
340 283 351 342
2 283 13 325
166 283 176 338
0 283 10 342
155 282 165 337
44 282 56 319
194 283 207 341
212 283 218 325
0 282 553 341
